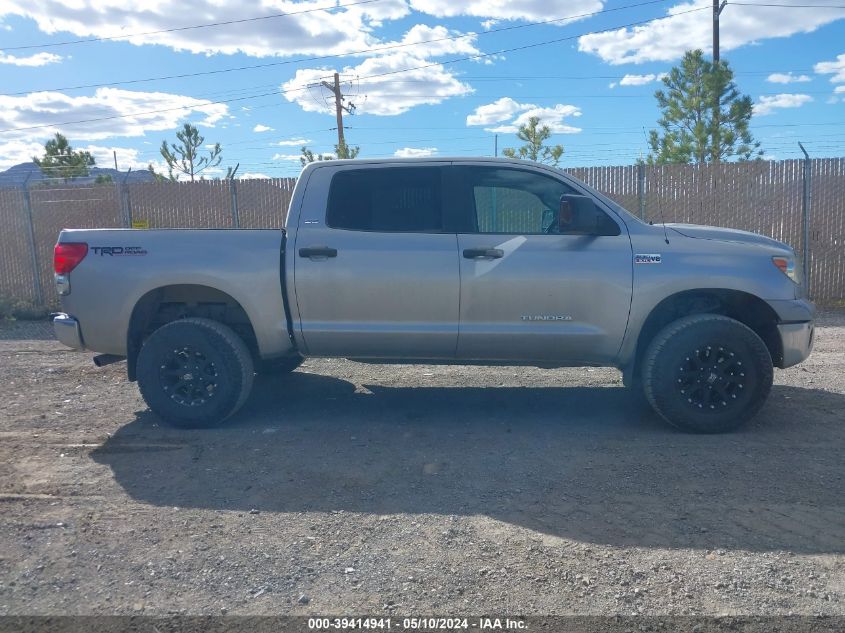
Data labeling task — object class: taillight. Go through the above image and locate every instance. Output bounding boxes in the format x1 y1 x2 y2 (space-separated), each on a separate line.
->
54 243 88 275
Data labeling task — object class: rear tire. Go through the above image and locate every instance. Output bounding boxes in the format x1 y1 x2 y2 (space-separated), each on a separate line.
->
136 317 254 428
642 314 772 433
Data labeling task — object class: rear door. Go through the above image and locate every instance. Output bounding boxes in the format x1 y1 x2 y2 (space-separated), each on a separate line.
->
448 164 633 364
292 163 460 358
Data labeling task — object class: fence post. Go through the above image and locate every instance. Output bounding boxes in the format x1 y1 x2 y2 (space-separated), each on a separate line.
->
121 168 133 227
21 180 45 306
229 163 240 228
637 163 646 220
116 182 128 227
798 143 812 295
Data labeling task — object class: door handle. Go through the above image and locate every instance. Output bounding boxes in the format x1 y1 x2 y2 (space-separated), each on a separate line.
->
463 247 504 259
299 246 338 258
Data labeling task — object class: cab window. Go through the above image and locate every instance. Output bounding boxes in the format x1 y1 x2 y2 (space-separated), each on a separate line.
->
326 167 443 232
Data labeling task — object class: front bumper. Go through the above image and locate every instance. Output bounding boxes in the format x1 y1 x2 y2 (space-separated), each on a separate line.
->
52 313 85 350
777 320 814 369
766 299 815 369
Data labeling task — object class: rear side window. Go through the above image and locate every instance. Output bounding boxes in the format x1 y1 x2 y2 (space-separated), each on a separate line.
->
326 167 443 232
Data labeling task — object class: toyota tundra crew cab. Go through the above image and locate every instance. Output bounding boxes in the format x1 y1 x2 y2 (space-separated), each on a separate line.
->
52 157 815 433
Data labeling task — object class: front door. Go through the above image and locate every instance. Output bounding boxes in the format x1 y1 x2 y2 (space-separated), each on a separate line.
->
449 164 633 364
293 164 460 358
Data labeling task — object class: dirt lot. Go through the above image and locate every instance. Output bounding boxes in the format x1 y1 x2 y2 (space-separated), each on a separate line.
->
0 313 843 617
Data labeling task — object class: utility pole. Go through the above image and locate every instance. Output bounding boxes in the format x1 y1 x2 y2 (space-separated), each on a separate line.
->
712 0 728 162
321 72 355 153
712 0 727 62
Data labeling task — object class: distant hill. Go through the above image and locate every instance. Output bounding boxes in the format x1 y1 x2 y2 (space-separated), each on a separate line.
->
0 162 157 188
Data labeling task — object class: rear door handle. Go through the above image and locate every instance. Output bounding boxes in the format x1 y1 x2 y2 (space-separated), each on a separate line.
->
299 246 338 258
463 247 504 259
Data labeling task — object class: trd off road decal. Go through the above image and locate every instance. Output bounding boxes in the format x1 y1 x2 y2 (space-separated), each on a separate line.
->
91 246 148 256
634 253 662 264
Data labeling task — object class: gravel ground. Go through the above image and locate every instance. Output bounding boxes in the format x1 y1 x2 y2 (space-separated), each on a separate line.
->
0 313 843 617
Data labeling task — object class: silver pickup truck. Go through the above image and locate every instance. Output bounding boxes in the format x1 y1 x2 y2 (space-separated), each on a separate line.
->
52 157 814 433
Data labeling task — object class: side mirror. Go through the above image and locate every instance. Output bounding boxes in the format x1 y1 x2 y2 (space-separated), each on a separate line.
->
559 194 619 236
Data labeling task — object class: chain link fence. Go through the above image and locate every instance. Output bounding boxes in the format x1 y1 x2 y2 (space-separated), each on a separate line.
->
0 159 842 311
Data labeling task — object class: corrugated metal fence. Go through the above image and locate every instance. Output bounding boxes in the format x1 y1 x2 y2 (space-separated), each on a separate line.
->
0 159 842 307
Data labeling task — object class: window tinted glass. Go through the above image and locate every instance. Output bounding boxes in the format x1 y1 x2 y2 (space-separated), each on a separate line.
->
461 167 578 234
327 167 443 232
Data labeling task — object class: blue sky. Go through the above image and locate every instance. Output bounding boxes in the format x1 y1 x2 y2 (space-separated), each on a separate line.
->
1 0 844 178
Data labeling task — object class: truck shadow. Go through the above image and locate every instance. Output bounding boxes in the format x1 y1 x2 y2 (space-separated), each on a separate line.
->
91 370 845 554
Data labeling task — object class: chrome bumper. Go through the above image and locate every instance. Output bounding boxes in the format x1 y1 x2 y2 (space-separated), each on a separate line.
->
53 313 85 350
777 320 814 369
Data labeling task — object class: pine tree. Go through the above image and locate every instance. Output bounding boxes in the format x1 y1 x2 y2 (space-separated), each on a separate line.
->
502 116 564 166
648 50 761 164
160 123 223 181
34 133 95 181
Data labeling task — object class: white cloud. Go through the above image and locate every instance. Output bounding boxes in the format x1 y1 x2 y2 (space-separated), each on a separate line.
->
81 144 142 168
275 138 312 146
253 124 274 132
394 147 438 157
238 172 271 179
815 53 845 94
579 0 845 64
381 24 482 59
282 51 473 117
0 139 167 172
0 51 62 66
617 73 666 87
0 87 229 141
466 97 526 126
767 72 812 84
489 105 582 134
274 151 336 162
409 0 603 24
0 0 410 58
0 139 48 170
754 93 813 116
468 98 582 134
272 153 304 162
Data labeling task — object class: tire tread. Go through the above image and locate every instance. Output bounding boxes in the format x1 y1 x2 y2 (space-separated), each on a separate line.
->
642 314 773 433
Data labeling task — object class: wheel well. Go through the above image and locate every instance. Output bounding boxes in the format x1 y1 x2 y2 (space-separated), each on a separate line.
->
627 289 782 383
126 285 258 381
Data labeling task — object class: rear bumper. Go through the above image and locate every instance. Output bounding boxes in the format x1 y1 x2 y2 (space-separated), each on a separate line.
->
777 320 814 369
52 313 85 350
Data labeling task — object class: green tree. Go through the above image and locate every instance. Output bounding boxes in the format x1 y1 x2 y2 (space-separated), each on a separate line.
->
34 133 95 181
147 163 176 182
94 174 113 184
160 123 222 181
300 146 328 167
335 140 360 160
300 141 359 167
648 50 761 164
502 116 564 166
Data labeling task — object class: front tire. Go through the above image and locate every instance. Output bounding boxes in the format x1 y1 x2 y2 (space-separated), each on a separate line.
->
642 314 773 433
136 318 254 428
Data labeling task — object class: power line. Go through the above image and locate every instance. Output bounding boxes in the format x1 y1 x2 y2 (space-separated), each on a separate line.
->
0 88 294 134
2 0 384 51
0 0 677 97
0 6 712 135
730 2 845 7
